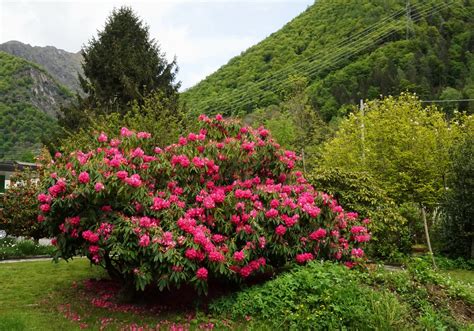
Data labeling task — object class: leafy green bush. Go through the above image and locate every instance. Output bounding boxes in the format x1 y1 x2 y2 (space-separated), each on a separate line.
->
210 261 410 330
0 167 47 240
39 115 371 293
438 123 474 259
308 168 411 259
0 238 55 259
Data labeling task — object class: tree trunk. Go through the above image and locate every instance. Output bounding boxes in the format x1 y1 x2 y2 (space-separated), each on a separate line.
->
104 253 123 281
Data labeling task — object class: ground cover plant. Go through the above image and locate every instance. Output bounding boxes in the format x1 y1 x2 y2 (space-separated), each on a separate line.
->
0 237 55 260
38 115 371 294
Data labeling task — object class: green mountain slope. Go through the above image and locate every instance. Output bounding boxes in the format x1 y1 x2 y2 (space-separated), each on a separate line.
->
182 0 473 120
0 41 83 93
0 51 69 161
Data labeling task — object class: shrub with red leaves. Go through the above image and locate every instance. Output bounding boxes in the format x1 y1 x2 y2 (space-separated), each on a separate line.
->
38 115 370 293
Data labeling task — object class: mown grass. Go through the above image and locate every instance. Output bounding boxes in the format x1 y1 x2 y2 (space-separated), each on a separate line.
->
0 258 103 330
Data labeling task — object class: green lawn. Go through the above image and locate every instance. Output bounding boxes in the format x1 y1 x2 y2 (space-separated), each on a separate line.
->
0 259 231 330
0 259 104 330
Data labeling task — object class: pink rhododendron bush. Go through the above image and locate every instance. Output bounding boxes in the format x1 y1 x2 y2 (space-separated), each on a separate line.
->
38 115 371 293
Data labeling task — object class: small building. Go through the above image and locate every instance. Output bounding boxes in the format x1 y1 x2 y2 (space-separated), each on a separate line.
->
0 161 38 194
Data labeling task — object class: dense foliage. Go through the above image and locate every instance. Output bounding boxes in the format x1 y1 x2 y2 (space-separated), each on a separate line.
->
0 167 47 240
38 115 370 293
319 94 460 208
182 0 473 120
308 168 410 259
0 51 65 161
210 259 474 330
439 122 474 258
59 92 183 154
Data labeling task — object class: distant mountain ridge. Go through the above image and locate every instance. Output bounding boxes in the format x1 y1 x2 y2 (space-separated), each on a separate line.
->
0 40 83 93
0 51 69 161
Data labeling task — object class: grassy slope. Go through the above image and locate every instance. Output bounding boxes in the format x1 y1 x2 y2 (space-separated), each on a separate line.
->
182 0 473 119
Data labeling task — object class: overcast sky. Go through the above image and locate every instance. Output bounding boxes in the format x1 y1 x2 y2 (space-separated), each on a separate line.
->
0 0 314 90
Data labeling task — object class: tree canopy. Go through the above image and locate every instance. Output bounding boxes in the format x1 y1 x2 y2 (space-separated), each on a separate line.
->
319 94 462 207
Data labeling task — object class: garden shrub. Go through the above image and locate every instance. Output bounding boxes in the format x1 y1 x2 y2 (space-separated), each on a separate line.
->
210 261 410 330
308 168 410 259
0 167 47 240
38 115 370 293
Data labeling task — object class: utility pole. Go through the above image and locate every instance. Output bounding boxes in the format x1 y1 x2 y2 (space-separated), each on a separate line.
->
360 99 366 163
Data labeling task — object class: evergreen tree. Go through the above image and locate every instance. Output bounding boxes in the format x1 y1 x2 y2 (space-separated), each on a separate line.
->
59 6 180 131
80 6 179 113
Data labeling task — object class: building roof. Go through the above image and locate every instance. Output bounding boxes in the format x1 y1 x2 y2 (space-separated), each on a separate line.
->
0 160 38 172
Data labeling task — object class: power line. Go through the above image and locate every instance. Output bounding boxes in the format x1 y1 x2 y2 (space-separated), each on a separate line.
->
219 2 452 113
190 0 454 114
421 99 474 103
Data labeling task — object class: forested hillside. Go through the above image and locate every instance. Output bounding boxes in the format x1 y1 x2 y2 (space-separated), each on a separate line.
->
182 0 473 120
0 52 67 161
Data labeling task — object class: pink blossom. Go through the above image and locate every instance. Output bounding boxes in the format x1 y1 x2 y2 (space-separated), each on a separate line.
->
95 182 105 192
196 267 208 280
309 228 327 241
137 131 151 139
78 172 90 184
239 266 252 278
98 132 108 143
351 248 364 258
89 245 100 254
296 253 314 264
208 251 225 263
350 226 367 235
38 193 52 204
67 216 81 226
178 137 188 146
82 230 99 243
130 147 145 159
116 171 128 180
125 174 142 187
192 157 205 168
215 114 223 121
139 234 150 247
355 234 371 243
185 248 198 260
275 225 287 236
233 251 245 262
120 127 133 137
242 142 255 152
40 204 51 213
265 208 279 218
203 196 215 209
